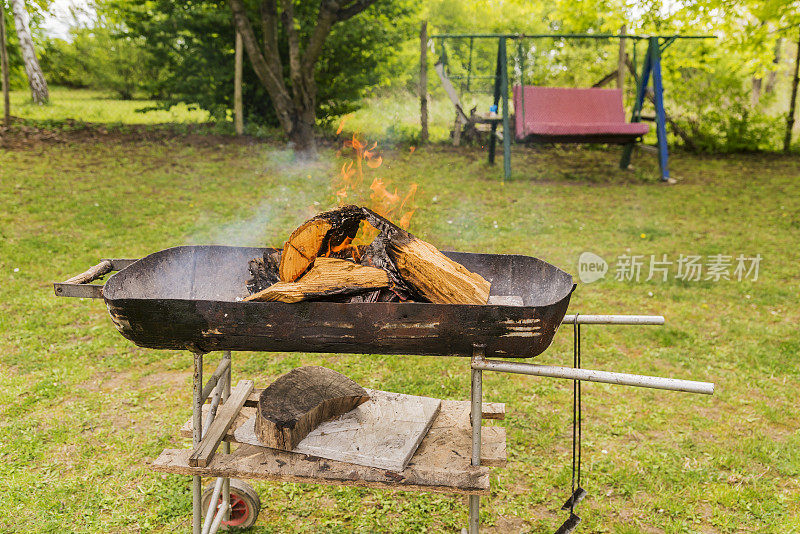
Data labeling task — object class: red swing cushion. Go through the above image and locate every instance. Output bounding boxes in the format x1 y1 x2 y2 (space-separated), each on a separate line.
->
512 86 649 143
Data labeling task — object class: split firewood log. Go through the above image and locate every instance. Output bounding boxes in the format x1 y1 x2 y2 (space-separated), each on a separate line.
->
360 208 491 305
278 206 366 282
279 219 333 282
255 366 370 450
244 257 389 303
258 205 491 305
386 234 490 305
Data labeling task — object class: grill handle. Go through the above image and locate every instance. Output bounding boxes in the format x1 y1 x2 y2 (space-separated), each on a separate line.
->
54 259 139 299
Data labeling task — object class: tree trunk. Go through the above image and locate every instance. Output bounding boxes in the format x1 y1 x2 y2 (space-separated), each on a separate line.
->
765 38 783 94
751 76 762 107
288 104 317 152
234 31 244 135
229 0 376 153
9 0 47 104
0 2 11 126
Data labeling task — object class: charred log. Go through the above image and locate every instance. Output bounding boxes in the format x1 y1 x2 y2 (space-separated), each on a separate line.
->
247 250 281 294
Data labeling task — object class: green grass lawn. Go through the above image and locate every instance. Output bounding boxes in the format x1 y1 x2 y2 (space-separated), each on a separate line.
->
1 92 799 533
8 87 210 125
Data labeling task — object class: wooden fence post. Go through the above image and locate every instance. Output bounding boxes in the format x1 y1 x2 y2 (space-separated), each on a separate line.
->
784 29 800 153
419 21 428 145
617 25 626 92
234 31 244 136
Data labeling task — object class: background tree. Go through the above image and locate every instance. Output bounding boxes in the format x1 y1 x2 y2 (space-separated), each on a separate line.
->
8 0 47 103
112 0 415 137
229 0 391 151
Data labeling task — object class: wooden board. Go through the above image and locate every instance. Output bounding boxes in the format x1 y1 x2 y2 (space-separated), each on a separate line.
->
164 399 507 495
152 444 490 495
189 380 253 467
238 389 440 471
186 399 506 466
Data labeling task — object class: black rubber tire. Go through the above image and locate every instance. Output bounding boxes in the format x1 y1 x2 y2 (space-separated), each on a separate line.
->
201 478 261 530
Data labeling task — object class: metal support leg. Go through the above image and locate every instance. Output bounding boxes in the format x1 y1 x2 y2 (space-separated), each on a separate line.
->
192 351 204 534
498 38 511 180
469 345 485 534
222 351 231 523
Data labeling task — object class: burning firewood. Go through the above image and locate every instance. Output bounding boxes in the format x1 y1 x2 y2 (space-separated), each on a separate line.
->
279 219 332 282
277 205 366 282
248 205 491 305
359 207 491 304
244 257 389 303
255 366 370 451
386 235 491 305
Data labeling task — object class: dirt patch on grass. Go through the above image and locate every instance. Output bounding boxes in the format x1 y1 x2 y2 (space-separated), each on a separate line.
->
0 119 265 150
486 514 532 532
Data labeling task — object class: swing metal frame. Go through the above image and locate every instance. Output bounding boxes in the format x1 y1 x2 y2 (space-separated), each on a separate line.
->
430 33 713 181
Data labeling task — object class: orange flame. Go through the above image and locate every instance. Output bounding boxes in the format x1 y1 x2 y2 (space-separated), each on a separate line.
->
334 128 417 242
336 115 352 135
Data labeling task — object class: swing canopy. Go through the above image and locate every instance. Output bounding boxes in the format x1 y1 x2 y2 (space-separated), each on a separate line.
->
513 86 649 144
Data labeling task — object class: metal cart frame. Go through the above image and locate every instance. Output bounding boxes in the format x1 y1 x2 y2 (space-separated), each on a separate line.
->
186 315 712 534
55 260 714 533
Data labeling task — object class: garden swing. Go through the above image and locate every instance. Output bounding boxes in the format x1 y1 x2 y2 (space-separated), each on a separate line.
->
430 33 712 181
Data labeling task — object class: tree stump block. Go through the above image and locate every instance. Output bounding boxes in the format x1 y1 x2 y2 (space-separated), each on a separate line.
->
255 366 370 450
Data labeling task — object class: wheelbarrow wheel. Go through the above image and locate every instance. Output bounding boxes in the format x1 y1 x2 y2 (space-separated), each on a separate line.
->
201 478 261 530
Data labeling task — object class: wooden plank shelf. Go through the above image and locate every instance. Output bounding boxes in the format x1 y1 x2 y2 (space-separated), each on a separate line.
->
183 399 507 467
156 399 507 495
240 389 505 418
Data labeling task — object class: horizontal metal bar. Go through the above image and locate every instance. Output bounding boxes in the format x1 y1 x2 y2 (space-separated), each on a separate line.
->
103 258 139 270
201 358 231 401
432 33 714 41
53 282 104 299
562 314 665 325
472 358 713 395
54 259 138 299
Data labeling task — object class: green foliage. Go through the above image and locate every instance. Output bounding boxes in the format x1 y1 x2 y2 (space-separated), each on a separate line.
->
108 0 417 127
41 27 156 99
668 56 785 152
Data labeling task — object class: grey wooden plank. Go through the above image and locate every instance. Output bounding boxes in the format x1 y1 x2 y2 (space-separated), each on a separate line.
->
189 379 253 467
234 389 441 471
152 443 490 495
181 398 507 467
